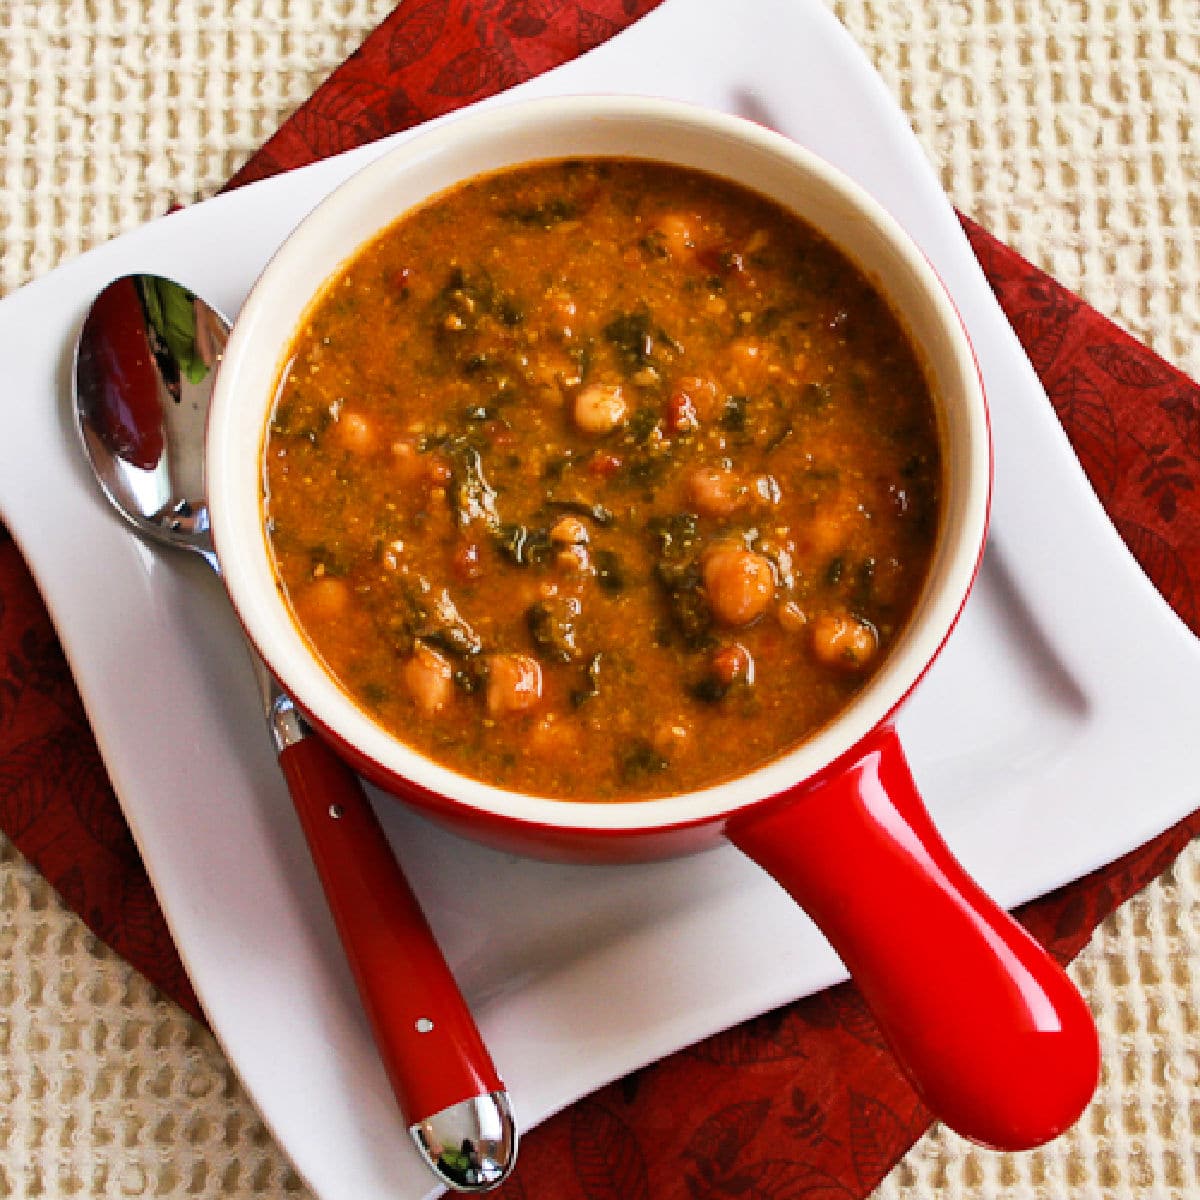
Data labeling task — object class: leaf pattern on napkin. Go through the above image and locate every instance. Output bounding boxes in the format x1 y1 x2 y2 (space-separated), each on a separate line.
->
1131 436 1194 522
1115 518 1197 628
1088 342 1178 389
1161 387 1200 460
388 0 451 71
499 0 562 38
847 1093 914 1191
291 77 392 160
1046 366 1120 498
429 34 525 98
571 1099 649 1200
578 7 622 46
10 625 74 706
806 986 889 1052
60 736 137 859
1009 278 1080 374
781 1087 837 1147
686 1010 810 1065
682 1098 772 1184
0 730 68 840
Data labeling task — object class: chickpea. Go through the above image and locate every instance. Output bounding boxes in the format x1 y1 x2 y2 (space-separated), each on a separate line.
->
555 544 591 574
573 382 628 435
711 642 755 686
702 547 775 627
803 509 850 559
810 612 878 670
332 410 375 454
686 466 746 518
485 653 543 716
726 338 771 388
796 485 863 559
651 717 691 757
529 714 582 757
549 515 590 546
402 643 454 714
673 375 721 422
424 454 453 486
391 438 425 486
655 212 699 259
776 600 808 633
299 577 351 622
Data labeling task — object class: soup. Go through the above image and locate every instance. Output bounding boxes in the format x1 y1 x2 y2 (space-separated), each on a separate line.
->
262 159 941 800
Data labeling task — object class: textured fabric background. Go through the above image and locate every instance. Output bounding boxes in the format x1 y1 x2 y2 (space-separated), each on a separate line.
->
0 2 1197 1197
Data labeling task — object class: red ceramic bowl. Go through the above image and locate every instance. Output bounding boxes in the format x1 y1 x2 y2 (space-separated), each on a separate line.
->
207 95 1098 1153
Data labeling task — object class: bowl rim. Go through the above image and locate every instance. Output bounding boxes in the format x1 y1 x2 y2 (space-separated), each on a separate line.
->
206 92 992 834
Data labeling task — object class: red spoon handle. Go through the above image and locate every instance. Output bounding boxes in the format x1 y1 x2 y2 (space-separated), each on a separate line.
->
278 734 504 1126
728 724 1100 1151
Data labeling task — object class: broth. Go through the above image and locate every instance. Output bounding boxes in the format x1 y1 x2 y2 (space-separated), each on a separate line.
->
263 158 941 799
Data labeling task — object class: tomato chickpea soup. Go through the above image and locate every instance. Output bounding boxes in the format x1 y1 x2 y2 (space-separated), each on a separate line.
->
262 158 942 800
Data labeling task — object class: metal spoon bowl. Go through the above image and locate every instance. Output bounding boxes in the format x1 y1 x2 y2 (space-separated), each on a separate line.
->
73 272 516 1193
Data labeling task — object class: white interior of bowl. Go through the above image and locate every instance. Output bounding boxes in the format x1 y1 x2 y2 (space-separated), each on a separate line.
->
206 94 990 833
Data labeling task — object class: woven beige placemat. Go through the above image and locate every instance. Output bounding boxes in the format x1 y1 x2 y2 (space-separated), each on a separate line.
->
1 2 1197 1197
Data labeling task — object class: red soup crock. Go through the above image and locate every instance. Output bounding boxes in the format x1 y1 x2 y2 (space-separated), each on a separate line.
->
207 95 1100 1155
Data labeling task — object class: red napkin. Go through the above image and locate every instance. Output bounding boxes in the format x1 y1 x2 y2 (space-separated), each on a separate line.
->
2 2 1197 1195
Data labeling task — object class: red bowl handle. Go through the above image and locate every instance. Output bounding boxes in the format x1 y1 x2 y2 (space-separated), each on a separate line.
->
727 724 1100 1151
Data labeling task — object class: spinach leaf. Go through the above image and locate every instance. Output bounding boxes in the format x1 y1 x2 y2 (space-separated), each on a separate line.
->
647 513 712 648
571 652 604 707
719 394 749 432
495 523 553 566
627 405 662 445
618 739 669 783
501 198 578 228
603 310 656 371
446 441 501 531
689 675 730 703
543 497 614 525
593 549 626 593
527 597 582 663
648 512 701 559
387 584 482 659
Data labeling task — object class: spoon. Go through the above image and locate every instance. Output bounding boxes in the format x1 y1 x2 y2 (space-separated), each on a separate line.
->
73 272 517 1193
